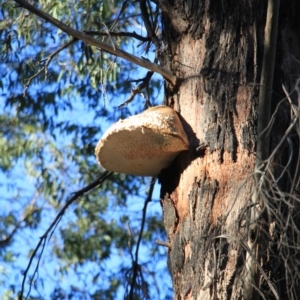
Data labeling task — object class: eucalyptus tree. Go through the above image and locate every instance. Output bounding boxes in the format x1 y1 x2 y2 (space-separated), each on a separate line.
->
1 0 300 299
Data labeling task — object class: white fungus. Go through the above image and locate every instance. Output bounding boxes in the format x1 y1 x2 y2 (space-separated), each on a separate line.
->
95 106 189 176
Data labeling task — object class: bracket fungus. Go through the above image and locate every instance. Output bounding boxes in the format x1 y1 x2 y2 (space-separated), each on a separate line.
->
95 106 189 176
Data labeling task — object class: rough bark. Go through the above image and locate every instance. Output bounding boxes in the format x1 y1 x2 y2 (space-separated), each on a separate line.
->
158 1 300 299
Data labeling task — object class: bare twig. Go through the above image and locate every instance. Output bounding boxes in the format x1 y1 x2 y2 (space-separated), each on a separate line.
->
139 0 159 49
283 83 300 195
118 71 154 108
19 171 113 300
23 38 77 96
155 239 171 248
101 22 116 51
127 178 156 300
14 0 177 85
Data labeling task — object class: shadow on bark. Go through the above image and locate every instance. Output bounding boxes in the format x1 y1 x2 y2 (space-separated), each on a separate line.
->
159 112 202 196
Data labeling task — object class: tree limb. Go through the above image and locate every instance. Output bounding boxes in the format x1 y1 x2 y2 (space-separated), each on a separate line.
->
19 171 113 300
13 0 177 85
84 30 150 42
127 178 155 300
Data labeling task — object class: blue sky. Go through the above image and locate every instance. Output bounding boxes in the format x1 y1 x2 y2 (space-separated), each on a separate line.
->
0 4 174 297
0 46 172 300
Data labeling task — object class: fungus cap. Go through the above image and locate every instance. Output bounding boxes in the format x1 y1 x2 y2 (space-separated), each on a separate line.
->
95 106 189 176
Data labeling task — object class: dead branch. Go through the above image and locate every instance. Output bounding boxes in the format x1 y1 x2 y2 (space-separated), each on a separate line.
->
118 71 154 108
109 0 129 32
155 239 171 248
139 0 160 49
282 83 300 194
127 178 155 300
19 171 113 300
14 0 177 85
101 22 116 51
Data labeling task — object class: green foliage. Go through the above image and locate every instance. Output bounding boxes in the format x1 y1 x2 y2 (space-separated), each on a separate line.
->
0 0 171 299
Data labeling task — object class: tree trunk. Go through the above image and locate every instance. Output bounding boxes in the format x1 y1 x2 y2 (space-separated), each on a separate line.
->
159 1 300 299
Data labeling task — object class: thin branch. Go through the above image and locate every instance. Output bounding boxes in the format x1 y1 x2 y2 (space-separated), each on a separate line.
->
128 178 156 300
23 38 77 96
109 0 129 32
118 71 154 108
101 22 116 51
19 171 113 300
84 30 150 43
283 83 300 195
14 0 177 85
155 239 171 248
265 114 299 171
139 0 160 48
135 178 155 265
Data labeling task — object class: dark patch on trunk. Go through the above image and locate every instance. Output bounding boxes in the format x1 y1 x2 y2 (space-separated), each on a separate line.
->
241 123 255 152
165 177 224 298
226 249 245 300
205 124 221 153
162 196 177 238
168 230 185 284
225 111 238 162
158 112 202 194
